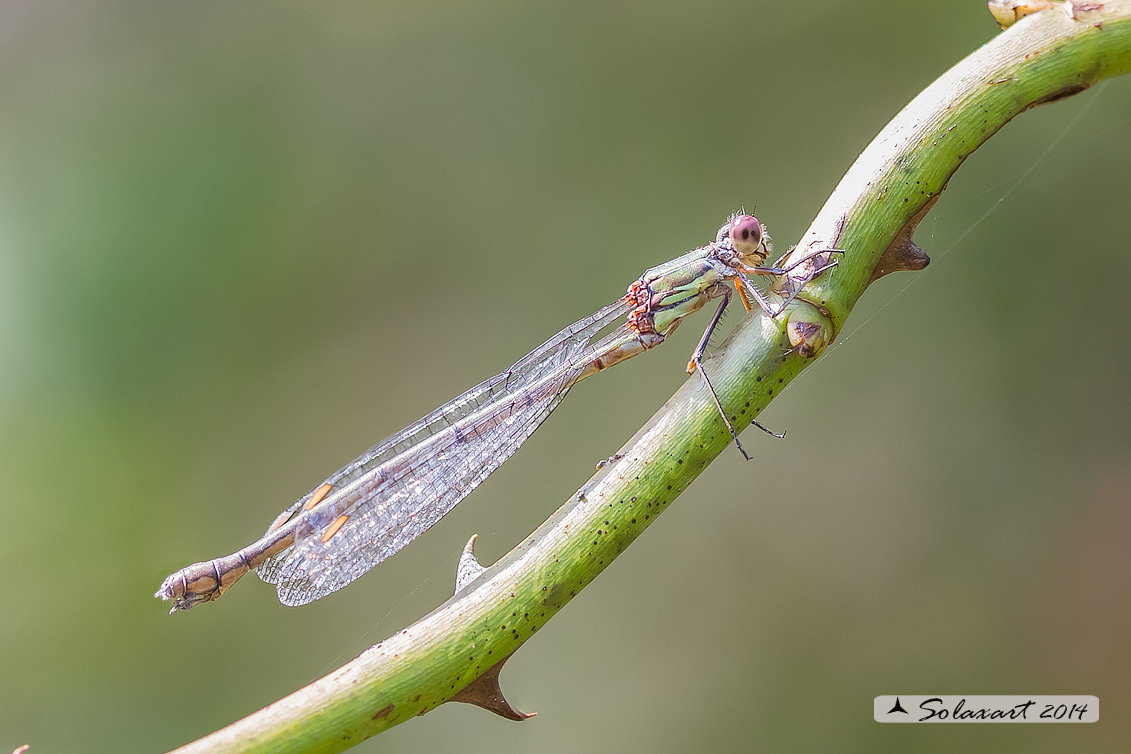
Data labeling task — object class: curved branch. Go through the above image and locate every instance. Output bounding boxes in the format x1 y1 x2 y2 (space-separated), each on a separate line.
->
168 4 1131 753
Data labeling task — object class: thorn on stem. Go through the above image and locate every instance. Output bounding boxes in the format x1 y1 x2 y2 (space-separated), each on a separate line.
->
869 196 936 284
449 654 536 721
454 534 487 594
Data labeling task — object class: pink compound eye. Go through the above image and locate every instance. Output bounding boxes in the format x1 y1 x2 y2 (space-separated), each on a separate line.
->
729 215 763 256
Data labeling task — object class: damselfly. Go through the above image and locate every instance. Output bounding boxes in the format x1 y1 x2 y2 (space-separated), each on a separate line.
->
157 214 839 611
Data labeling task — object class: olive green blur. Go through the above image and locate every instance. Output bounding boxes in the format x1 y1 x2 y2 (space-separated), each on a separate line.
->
1 2 1129 753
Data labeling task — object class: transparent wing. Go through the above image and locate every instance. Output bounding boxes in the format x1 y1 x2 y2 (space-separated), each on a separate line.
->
255 371 510 584
255 298 634 603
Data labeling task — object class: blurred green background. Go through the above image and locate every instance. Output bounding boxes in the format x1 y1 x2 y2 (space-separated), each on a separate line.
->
1 1 1129 752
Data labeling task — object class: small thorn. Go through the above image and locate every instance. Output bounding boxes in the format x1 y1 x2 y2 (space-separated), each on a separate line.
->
870 196 935 283
454 534 487 594
449 654 535 721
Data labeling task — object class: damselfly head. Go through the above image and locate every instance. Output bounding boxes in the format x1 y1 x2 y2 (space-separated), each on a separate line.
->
727 214 769 263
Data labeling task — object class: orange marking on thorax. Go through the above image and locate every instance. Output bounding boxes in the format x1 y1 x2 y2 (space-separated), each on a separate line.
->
321 514 350 543
304 482 334 511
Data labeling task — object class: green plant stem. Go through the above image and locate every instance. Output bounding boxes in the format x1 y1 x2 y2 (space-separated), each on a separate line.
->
168 4 1131 753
